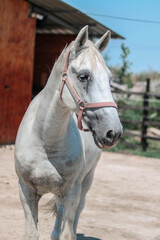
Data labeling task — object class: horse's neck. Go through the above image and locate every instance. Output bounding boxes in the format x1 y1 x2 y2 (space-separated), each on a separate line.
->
41 90 71 149
35 51 71 150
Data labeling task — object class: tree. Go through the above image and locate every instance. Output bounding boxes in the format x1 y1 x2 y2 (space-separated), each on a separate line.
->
119 43 132 87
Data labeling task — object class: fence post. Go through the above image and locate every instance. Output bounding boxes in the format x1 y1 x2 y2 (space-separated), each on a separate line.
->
141 78 150 151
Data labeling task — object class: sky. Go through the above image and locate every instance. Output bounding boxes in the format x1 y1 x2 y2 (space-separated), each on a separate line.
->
63 0 160 74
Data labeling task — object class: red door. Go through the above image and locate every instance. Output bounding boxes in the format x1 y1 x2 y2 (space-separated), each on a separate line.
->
0 0 36 144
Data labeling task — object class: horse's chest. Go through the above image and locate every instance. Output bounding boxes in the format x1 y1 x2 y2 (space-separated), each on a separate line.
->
48 150 85 183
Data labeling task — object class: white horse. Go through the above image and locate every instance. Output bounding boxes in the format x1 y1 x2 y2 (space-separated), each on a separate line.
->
15 26 122 240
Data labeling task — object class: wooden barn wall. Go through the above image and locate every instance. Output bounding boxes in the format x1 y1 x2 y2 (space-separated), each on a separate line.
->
0 0 36 144
33 34 75 95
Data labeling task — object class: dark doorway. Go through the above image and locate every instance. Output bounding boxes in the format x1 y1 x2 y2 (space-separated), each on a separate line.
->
32 34 75 97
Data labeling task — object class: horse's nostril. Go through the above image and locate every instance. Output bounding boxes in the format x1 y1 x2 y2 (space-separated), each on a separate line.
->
106 130 115 141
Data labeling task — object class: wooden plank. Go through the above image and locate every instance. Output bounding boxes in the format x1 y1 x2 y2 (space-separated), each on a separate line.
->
123 131 160 141
144 121 160 127
120 119 160 127
144 135 160 141
120 119 142 125
0 0 36 144
113 90 160 98
118 104 160 112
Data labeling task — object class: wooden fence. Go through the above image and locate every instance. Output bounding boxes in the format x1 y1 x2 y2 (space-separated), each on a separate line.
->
112 78 160 151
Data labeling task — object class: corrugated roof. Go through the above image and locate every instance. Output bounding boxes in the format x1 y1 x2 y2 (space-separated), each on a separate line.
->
28 0 124 39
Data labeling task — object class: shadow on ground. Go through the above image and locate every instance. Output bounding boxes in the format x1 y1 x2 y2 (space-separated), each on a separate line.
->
77 234 101 240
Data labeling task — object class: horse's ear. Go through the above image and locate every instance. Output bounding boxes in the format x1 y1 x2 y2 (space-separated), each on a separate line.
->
74 25 88 49
95 30 111 52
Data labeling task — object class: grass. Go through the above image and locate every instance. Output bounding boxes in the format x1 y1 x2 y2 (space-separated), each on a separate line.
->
106 135 160 159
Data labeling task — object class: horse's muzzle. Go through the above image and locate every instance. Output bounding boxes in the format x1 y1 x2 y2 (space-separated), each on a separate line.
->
92 129 122 149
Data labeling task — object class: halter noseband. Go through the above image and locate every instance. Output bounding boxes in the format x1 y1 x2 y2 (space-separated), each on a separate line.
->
60 47 117 132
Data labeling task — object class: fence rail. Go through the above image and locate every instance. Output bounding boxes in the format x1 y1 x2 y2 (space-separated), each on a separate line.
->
113 78 160 151
120 119 160 127
118 104 160 112
123 131 160 141
112 90 160 98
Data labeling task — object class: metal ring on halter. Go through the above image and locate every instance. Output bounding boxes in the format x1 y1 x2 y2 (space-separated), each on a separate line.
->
79 101 85 108
62 73 67 80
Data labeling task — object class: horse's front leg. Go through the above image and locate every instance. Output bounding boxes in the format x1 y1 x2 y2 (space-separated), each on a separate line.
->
60 180 81 240
73 167 96 233
51 197 63 240
19 179 41 240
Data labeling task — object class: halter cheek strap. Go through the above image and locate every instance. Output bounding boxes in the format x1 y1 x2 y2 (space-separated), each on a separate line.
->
60 47 118 132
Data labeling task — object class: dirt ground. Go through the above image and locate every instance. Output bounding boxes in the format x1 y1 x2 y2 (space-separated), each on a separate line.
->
1 146 160 240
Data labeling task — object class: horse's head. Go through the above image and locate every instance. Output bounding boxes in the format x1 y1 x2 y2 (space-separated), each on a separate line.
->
60 26 123 149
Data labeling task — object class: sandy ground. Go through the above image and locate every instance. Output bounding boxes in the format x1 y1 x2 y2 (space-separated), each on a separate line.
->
1 146 160 240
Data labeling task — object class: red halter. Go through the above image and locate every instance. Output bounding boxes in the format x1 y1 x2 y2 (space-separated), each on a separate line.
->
60 47 117 131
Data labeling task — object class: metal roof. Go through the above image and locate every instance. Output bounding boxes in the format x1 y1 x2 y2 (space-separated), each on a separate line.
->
28 0 124 39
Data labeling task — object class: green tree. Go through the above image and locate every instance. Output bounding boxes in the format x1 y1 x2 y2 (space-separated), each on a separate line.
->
119 43 132 87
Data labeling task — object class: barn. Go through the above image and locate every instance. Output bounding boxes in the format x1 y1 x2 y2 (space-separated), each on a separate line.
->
0 0 124 144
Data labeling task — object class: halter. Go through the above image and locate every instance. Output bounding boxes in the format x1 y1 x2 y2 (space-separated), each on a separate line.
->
60 47 117 132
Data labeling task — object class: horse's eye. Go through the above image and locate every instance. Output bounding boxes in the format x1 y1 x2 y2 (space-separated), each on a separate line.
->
78 74 90 82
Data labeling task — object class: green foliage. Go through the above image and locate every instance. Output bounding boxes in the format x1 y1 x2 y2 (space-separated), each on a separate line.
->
148 100 160 123
104 43 133 88
119 43 132 87
118 99 142 130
